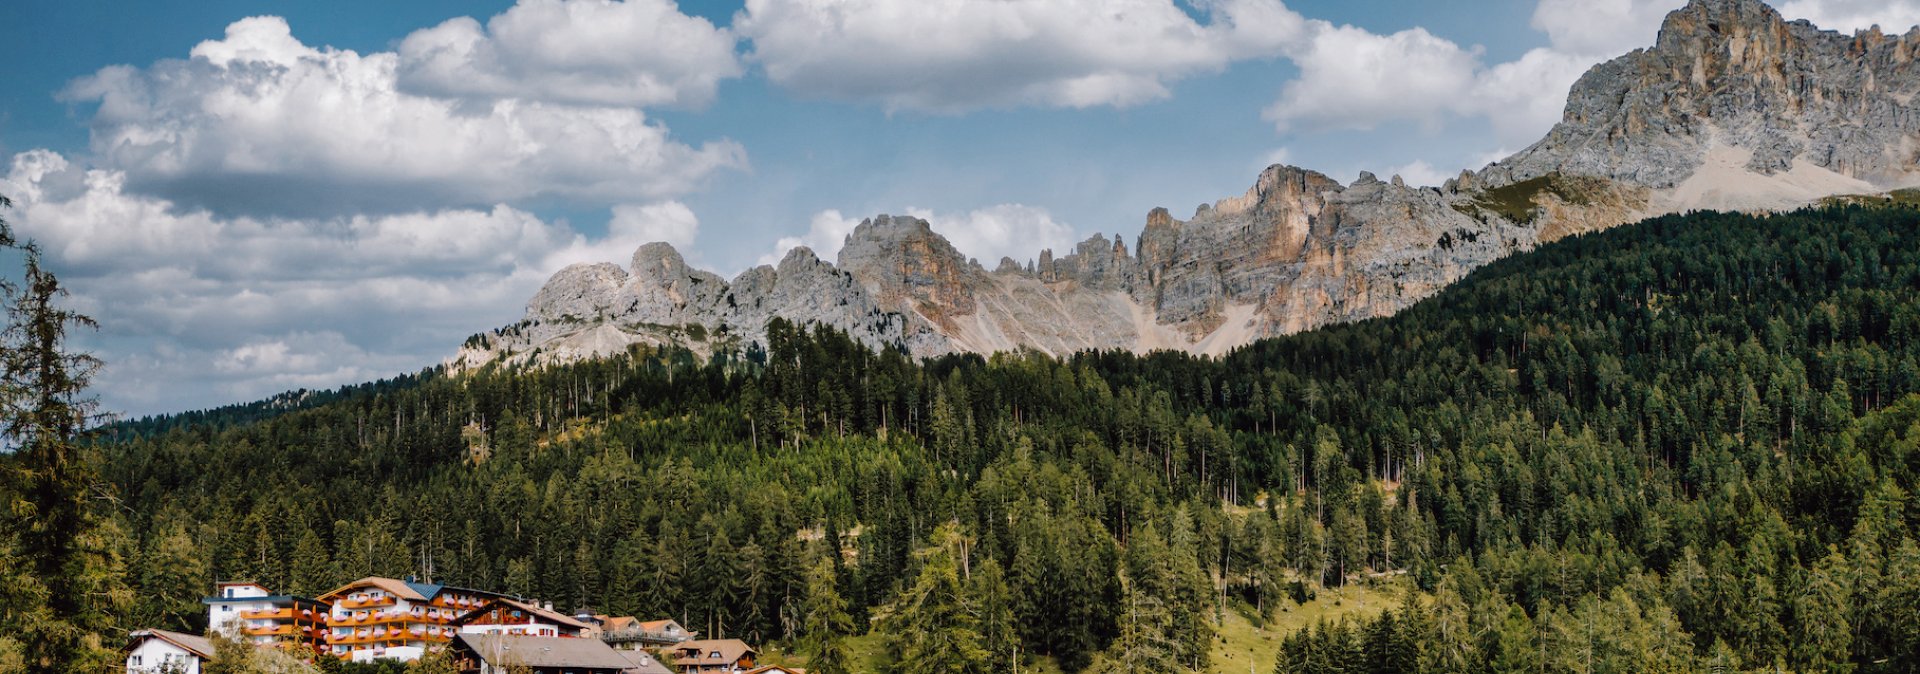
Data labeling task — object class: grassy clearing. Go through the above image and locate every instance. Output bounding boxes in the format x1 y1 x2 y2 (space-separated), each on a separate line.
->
1453 173 1607 225
831 576 1410 674
1819 187 1920 209
1206 580 1407 674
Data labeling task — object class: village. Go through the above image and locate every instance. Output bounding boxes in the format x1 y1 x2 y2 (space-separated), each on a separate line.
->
125 578 796 674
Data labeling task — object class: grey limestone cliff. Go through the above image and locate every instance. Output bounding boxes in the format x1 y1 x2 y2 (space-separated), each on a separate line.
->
455 0 1920 369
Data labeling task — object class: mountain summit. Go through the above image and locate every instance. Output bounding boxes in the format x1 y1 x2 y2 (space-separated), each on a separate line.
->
456 0 1920 367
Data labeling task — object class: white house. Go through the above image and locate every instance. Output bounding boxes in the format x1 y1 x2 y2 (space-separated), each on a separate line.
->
203 582 272 636
126 629 214 673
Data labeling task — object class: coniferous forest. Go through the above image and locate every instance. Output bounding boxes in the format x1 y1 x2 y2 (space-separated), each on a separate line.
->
8 204 1920 672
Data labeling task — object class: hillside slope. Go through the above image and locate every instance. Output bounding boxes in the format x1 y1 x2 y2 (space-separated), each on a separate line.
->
81 202 1920 670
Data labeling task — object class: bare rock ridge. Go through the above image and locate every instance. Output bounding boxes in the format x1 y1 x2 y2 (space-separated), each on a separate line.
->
454 0 1920 368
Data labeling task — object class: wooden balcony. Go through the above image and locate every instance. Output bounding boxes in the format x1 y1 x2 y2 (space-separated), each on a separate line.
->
245 624 295 636
242 608 294 620
341 595 397 608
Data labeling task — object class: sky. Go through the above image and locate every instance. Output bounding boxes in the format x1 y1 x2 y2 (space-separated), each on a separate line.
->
0 0 1916 418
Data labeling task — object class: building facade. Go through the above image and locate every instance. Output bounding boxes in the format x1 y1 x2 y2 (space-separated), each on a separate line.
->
599 617 696 649
318 576 509 662
665 639 758 674
126 629 214 674
453 598 596 638
202 582 330 654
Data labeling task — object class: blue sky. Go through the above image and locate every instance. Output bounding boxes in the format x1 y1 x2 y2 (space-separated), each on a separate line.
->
0 0 1912 416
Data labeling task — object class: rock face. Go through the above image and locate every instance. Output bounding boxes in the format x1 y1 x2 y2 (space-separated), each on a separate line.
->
455 0 1920 368
1493 0 1920 198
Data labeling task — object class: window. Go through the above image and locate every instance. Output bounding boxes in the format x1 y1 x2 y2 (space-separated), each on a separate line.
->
222 605 232 612
129 655 142 666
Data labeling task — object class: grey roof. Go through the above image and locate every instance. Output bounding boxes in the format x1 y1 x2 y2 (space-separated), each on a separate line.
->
451 598 595 631
619 649 675 674
130 629 216 659
458 634 632 669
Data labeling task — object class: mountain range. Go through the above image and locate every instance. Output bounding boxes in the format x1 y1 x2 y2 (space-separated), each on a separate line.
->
452 0 1920 368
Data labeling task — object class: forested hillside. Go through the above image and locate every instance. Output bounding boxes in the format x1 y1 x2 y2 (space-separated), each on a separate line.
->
31 204 1920 672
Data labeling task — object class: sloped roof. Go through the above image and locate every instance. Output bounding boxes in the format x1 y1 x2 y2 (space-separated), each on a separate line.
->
636 619 688 633
458 633 632 669
316 576 511 603
130 629 216 660
670 639 757 666
742 666 806 674
620 649 675 674
451 598 595 631
317 576 430 602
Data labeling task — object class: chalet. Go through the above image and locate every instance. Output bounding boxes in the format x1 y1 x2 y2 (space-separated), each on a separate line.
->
665 639 758 674
126 629 215 674
318 576 512 662
453 598 597 638
453 633 633 674
599 617 697 649
201 582 331 654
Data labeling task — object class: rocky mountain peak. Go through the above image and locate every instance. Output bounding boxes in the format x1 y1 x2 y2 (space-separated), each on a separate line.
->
462 0 1920 371
1495 0 1920 193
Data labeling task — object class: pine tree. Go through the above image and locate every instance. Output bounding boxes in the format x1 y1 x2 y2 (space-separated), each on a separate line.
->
969 559 1018 674
0 221 120 671
799 558 856 674
888 522 988 674
289 528 333 598
137 513 209 632
1790 548 1854 673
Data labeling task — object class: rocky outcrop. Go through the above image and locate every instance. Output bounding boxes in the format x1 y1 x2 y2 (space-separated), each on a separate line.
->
455 0 1920 369
1493 0 1920 193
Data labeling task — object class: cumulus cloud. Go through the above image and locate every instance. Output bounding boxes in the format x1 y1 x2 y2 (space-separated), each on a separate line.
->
1531 0 1684 58
1382 160 1449 188
1263 0 1682 154
1263 25 1480 133
905 204 1077 267
398 0 742 108
1779 0 1920 32
545 200 702 270
1 149 657 414
62 15 745 218
735 0 1308 112
758 209 862 266
754 205 1076 271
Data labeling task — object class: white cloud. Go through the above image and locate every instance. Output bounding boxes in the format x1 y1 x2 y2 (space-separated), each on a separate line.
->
62 15 746 218
1779 0 1920 33
1260 147 1293 169
397 0 742 108
1263 0 1682 150
1464 47 1596 146
545 200 702 270
758 209 862 266
1264 24 1480 133
755 204 1076 271
1532 0 1684 58
1382 160 1449 188
735 0 1308 112
904 204 1078 267
0 149 654 415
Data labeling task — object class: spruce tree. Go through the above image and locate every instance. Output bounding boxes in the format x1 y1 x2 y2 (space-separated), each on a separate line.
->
0 211 120 671
799 558 856 674
888 522 987 674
